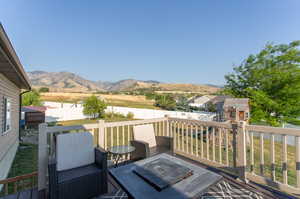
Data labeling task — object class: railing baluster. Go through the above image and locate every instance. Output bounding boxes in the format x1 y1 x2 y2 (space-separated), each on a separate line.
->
172 122 175 148
282 135 288 185
206 126 210 160
196 125 199 157
122 125 125 145
225 128 229 166
127 125 130 145
181 122 184 152
296 136 300 188
250 131 254 173
270 134 275 181
5 183 8 195
176 122 179 150
117 126 119 146
185 123 188 153
190 125 193 155
104 127 107 150
218 128 222 164
201 126 203 159
212 127 215 162
162 120 165 136
14 181 17 193
260 133 264 176
110 127 113 147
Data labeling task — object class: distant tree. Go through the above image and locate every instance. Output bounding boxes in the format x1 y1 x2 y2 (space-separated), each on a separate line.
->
38 87 49 93
22 90 42 106
154 94 176 110
224 41 300 126
205 102 217 112
83 95 107 119
175 96 191 112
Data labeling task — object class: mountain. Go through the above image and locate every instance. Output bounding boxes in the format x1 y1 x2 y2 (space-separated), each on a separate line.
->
28 71 103 92
27 71 220 94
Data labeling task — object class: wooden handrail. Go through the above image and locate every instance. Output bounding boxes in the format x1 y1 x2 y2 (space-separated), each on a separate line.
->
246 124 300 136
0 172 37 184
169 117 232 129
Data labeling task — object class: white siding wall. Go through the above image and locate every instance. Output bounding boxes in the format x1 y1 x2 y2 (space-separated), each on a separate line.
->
0 73 20 183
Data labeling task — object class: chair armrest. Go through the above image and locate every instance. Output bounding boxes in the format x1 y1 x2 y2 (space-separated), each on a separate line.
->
48 157 58 199
155 136 173 151
95 147 108 170
130 140 150 160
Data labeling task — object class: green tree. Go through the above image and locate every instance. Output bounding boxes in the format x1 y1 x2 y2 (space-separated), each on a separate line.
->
205 102 217 112
22 90 42 106
154 94 176 110
83 95 107 119
38 87 49 92
175 96 191 112
224 41 300 126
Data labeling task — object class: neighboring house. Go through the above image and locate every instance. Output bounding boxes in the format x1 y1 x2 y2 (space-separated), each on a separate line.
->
188 95 213 108
0 24 31 186
223 98 250 123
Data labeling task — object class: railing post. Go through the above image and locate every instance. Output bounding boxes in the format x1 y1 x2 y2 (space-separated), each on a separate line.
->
98 120 105 148
38 123 48 198
165 115 170 137
237 121 248 182
232 122 238 169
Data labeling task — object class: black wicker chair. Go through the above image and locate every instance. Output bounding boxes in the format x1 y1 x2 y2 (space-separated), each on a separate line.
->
48 132 108 199
130 124 173 160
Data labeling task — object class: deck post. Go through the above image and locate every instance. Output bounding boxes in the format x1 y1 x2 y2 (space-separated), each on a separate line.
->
236 121 248 182
232 122 238 169
98 120 105 148
165 115 170 137
38 123 48 198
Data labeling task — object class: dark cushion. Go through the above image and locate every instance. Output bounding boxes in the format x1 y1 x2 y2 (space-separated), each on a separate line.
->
58 164 102 184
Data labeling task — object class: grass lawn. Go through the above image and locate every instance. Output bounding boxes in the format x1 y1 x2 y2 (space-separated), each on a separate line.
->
8 143 38 178
40 92 158 109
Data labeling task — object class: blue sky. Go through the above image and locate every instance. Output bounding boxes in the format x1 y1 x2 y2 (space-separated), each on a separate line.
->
1 0 299 85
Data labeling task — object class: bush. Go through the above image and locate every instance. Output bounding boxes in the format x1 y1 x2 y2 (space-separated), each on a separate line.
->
104 112 126 119
38 87 49 92
126 112 134 119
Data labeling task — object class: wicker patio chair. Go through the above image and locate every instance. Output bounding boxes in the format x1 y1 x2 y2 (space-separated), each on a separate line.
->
130 124 173 160
48 132 108 199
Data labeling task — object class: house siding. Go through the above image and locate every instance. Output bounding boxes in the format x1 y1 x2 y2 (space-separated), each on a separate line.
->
0 73 20 182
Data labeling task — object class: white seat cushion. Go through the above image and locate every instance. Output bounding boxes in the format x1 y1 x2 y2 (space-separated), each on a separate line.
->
56 132 95 171
133 124 157 148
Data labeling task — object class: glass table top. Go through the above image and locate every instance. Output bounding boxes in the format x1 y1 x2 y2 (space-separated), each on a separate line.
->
108 145 136 155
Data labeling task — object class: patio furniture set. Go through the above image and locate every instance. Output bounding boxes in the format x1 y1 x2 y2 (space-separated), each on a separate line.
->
48 124 223 199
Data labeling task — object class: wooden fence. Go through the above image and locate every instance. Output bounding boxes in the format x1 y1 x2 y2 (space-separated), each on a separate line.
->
38 117 300 196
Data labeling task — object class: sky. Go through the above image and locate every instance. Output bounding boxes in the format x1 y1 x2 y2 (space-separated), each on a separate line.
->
1 0 300 85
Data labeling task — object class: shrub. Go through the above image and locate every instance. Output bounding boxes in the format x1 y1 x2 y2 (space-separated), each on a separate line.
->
38 87 49 92
126 112 134 119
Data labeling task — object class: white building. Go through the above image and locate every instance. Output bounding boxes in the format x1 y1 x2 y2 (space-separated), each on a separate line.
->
188 95 213 108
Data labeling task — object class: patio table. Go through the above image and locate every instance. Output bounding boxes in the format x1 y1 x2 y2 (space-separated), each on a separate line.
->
109 153 223 199
108 145 135 167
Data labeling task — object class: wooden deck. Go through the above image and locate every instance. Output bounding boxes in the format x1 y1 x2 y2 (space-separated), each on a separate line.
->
1 154 298 199
0 188 38 199
97 153 298 199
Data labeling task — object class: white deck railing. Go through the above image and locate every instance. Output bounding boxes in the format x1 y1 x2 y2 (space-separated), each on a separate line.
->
38 117 300 196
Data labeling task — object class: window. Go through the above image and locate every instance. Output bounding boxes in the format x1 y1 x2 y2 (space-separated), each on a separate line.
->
2 97 11 134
